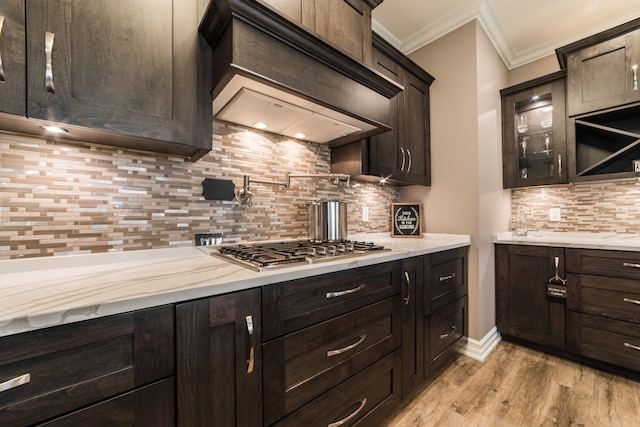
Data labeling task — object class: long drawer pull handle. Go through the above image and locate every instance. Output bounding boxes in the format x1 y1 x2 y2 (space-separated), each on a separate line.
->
440 326 456 339
558 154 562 175
624 342 640 352
633 65 638 92
0 16 5 81
45 31 55 93
0 373 30 393
440 273 456 282
245 315 255 374
623 262 640 269
327 334 366 357
326 284 365 298
328 398 367 427
624 297 640 305
404 271 411 306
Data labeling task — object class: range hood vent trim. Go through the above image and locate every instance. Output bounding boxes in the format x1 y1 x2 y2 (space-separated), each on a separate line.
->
199 0 403 147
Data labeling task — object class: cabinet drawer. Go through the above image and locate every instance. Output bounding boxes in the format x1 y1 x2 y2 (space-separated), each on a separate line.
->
263 261 400 340
38 378 174 427
0 306 174 427
263 298 401 425
425 296 467 361
273 350 401 427
568 274 640 323
566 248 640 280
425 246 468 314
567 311 640 372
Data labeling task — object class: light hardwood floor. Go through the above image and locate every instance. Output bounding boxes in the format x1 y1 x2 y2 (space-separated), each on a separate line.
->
385 341 640 426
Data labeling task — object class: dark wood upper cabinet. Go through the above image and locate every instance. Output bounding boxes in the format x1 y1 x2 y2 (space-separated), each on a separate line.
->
331 32 434 186
555 18 640 182
0 0 213 160
558 21 640 117
0 0 26 116
500 71 567 188
259 0 381 65
495 244 565 351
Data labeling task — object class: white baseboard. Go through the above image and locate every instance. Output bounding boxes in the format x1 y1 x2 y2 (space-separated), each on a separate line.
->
458 327 501 362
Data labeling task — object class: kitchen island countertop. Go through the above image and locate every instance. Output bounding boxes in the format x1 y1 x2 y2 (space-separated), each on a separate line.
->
0 233 470 337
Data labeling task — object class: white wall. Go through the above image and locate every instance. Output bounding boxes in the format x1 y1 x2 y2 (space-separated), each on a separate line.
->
399 20 509 342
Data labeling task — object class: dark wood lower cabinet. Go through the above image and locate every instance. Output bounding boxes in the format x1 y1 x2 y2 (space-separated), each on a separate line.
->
0 305 174 427
176 288 262 427
38 378 175 427
272 350 402 427
400 257 424 400
496 244 640 379
495 244 565 350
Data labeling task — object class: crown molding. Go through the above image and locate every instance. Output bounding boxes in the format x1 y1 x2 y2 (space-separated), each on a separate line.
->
374 1 640 70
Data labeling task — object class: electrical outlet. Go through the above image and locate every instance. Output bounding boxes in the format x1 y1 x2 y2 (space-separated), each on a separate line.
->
362 206 369 222
195 232 223 246
634 160 640 172
549 208 561 222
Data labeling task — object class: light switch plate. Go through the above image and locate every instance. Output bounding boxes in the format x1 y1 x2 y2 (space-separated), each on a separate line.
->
634 160 640 172
362 206 369 222
549 208 561 222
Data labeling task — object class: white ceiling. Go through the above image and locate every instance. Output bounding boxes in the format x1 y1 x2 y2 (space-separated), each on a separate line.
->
372 0 640 69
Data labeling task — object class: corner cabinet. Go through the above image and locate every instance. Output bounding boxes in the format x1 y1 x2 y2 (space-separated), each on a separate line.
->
331 32 434 186
0 0 212 161
0 0 26 116
495 244 565 350
176 288 262 427
500 71 567 188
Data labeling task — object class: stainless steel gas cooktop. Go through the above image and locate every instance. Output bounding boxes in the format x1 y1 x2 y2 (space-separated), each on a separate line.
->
212 240 387 271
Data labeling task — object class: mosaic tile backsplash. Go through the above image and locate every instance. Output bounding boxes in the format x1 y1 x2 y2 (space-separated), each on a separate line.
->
0 121 399 259
511 179 640 234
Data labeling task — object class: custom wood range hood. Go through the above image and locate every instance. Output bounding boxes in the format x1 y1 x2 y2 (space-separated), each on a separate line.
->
199 0 402 146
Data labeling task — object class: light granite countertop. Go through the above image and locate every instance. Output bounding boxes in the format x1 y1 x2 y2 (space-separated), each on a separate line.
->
0 233 470 338
494 231 640 252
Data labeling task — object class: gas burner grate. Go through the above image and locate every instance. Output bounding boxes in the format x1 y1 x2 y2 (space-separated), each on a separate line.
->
215 239 387 271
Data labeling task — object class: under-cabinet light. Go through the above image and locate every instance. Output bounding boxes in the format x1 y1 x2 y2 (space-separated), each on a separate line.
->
253 122 268 129
39 125 68 134
293 133 306 139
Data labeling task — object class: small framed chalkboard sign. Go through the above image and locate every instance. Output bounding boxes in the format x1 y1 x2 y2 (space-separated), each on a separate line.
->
391 203 423 237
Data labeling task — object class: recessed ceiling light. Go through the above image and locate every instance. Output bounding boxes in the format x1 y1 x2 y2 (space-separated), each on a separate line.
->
40 125 68 134
253 122 268 129
532 96 539 101
293 133 306 139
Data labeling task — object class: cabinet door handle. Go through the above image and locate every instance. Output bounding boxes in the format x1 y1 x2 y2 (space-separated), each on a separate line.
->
0 16 5 81
440 273 456 282
440 325 456 339
633 65 638 92
558 154 562 176
623 262 640 269
624 297 640 305
245 315 255 374
400 147 406 171
327 398 367 427
0 373 30 393
403 271 411 305
407 149 412 172
45 31 55 93
624 342 640 352
327 334 366 357
326 284 365 298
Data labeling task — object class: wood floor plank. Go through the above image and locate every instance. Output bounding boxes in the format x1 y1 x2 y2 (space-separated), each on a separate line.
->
385 341 640 427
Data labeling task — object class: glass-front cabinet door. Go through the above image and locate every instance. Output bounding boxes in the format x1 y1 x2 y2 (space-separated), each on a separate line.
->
501 71 567 188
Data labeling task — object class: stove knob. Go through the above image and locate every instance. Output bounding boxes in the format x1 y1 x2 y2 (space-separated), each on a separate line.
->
328 245 337 255
336 244 346 253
